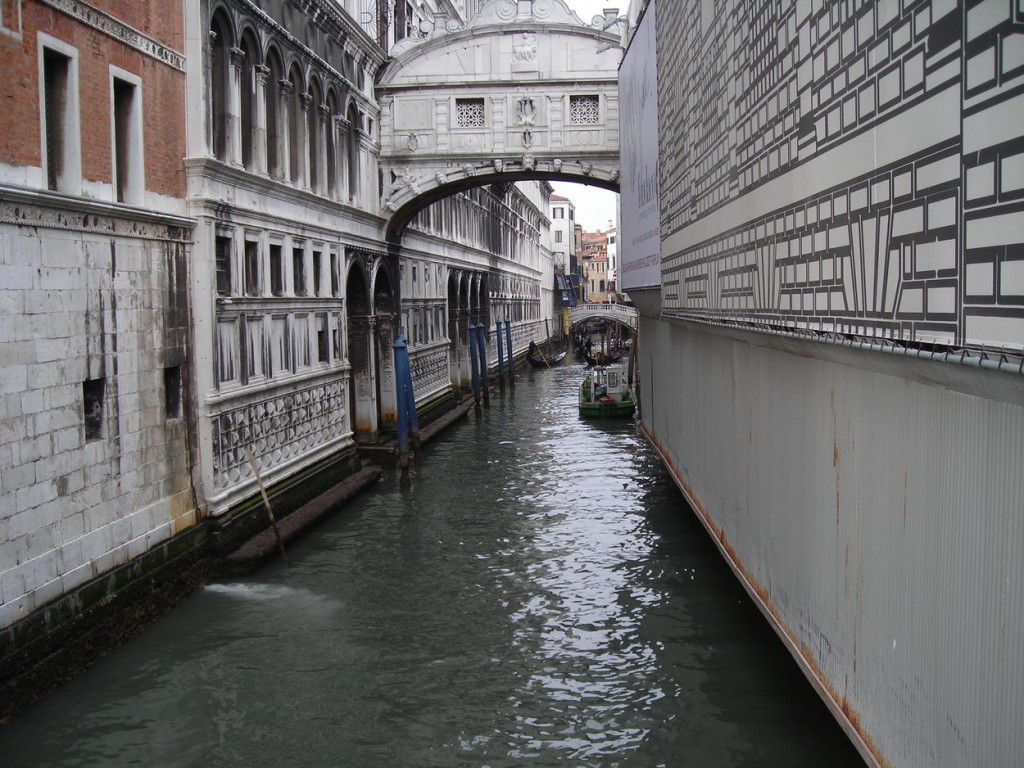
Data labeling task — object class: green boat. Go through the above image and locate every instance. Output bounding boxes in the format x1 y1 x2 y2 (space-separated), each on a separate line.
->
578 364 635 418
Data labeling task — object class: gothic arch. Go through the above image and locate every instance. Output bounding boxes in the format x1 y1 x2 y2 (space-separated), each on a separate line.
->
286 62 305 183
208 8 235 162
239 27 261 170
264 45 285 179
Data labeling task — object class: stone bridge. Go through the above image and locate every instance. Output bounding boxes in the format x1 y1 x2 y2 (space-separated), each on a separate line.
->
569 302 637 331
376 0 624 241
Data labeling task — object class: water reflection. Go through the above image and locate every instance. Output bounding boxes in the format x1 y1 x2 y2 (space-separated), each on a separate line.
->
0 363 863 768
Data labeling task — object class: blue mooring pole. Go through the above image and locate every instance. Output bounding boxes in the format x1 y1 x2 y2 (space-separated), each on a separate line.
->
393 331 411 484
504 319 515 388
403 346 421 456
468 321 480 406
476 323 490 407
495 320 505 388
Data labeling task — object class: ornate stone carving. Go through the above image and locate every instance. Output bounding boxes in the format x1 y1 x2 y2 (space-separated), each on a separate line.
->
522 129 533 148
513 31 537 62
39 0 186 71
211 380 348 489
397 167 420 194
407 132 420 151
516 96 536 126
523 154 535 171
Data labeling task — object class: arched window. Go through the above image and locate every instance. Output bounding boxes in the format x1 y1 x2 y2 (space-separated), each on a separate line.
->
288 63 304 183
209 12 232 161
325 89 339 197
265 48 283 179
239 30 259 170
347 103 359 203
307 77 322 193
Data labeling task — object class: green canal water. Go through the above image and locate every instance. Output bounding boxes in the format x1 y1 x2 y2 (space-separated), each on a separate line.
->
0 362 864 767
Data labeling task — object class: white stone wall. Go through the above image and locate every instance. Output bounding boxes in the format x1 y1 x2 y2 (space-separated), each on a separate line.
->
655 0 1024 353
0 197 196 631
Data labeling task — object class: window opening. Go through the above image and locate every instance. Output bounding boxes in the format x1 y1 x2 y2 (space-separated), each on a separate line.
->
83 378 105 441
215 235 233 295
570 95 600 124
293 247 306 295
43 48 70 191
244 240 260 295
269 244 283 295
164 366 181 419
112 77 139 203
456 98 485 127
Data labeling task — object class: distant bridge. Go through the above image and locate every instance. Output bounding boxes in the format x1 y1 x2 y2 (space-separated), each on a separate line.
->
569 303 637 331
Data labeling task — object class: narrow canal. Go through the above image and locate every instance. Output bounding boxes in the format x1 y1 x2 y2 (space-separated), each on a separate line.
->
1 361 864 767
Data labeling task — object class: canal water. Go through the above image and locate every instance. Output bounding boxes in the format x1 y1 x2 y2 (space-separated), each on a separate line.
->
0 361 864 767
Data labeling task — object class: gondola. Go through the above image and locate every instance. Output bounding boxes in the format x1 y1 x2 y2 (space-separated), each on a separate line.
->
527 348 567 368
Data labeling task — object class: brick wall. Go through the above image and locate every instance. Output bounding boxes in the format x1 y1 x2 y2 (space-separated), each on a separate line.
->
0 0 186 199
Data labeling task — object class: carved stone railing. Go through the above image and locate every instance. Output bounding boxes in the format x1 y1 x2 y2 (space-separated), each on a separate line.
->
210 376 348 491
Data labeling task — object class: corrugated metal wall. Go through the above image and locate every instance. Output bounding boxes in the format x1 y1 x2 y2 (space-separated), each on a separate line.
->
639 316 1024 768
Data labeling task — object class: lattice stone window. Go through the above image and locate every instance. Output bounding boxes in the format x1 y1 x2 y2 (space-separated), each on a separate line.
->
570 95 600 124
456 98 485 127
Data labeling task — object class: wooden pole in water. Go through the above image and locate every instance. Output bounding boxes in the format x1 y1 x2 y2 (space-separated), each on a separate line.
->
245 449 288 564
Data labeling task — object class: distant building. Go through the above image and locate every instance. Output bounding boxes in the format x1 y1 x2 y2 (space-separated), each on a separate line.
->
580 228 613 303
549 194 575 274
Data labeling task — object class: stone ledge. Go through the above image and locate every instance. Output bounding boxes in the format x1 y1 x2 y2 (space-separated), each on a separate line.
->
212 464 385 578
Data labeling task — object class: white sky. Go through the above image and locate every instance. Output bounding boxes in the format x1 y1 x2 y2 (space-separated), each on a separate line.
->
549 0 624 233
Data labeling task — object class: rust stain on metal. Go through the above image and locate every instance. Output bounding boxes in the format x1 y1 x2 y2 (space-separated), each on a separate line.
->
639 421 888 768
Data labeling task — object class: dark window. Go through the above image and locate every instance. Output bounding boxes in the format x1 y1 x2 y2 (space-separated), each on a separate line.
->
164 366 181 419
83 378 105 441
293 247 306 295
317 314 328 363
215 235 232 295
43 48 70 191
244 240 260 295
269 244 283 296
313 251 322 296
330 252 339 296
112 78 136 203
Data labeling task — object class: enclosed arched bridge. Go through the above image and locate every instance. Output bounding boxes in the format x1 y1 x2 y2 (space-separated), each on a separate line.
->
376 0 624 241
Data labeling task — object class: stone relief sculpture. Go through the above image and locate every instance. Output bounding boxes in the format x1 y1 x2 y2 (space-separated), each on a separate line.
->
513 32 537 62
522 129 533 148
516 96 536 126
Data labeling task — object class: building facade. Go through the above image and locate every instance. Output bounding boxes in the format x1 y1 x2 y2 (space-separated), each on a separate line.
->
0 0 195 631
580 228 610 303
1 0 556 654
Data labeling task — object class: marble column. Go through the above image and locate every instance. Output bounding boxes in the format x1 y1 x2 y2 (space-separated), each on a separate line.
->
227 47 245 167
253 65 269 176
